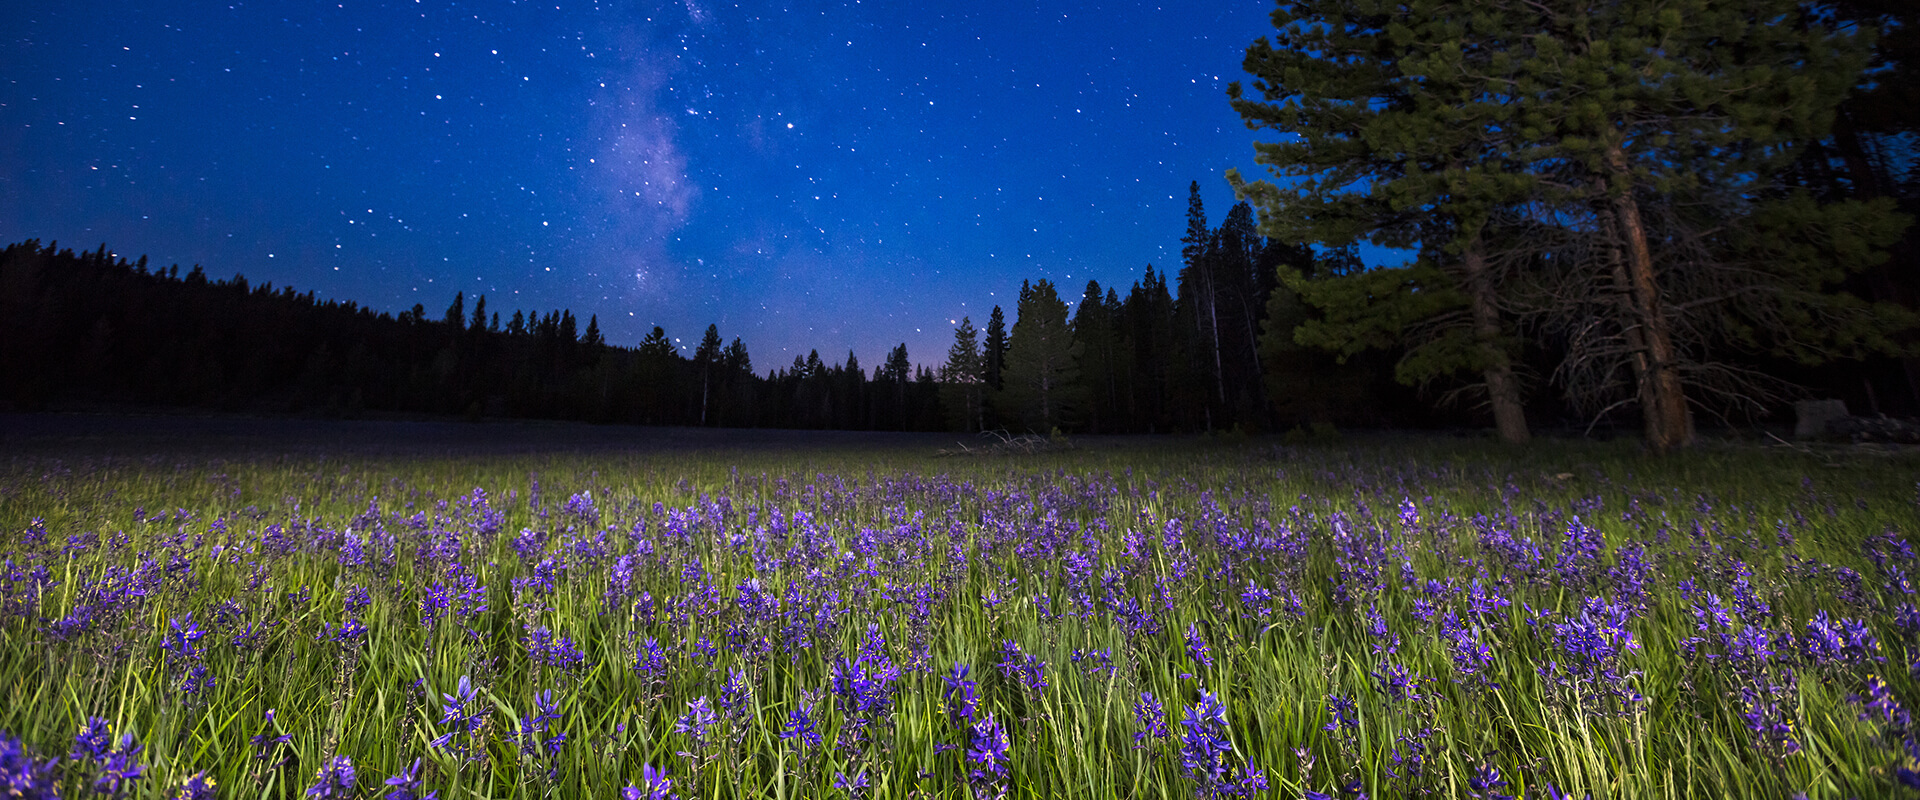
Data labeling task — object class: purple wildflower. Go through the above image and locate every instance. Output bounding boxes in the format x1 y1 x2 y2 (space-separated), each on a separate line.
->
832 769 871 797
942 663 979 725
675 696 717 754
1805 611 1883 667
1185 623 1215 669
94 732 146 796
525 626 588 673
72 715 114 761
176 770 218 799
163 614 206 661
0 733 59 799
305 756 356 799
1176 692 1266 799
624 763 676 800
1323 694 1358 733
778 703 822 750
249 708 293 763
383 757 437 800
1133 691 1169 746
1466 759 1512 800
967 711 1011 779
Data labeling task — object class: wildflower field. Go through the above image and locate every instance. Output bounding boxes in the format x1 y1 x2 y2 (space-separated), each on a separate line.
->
2 428 1918 799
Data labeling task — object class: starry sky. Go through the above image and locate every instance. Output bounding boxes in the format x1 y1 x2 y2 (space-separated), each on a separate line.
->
3 0 1284 369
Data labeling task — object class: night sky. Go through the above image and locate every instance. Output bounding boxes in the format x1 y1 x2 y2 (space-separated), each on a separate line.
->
3 0 1281 369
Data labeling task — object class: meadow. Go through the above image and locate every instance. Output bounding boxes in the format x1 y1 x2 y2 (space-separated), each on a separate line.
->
1 420 1917 799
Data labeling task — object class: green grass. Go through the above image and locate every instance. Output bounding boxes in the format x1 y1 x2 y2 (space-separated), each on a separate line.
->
0 433 1916 798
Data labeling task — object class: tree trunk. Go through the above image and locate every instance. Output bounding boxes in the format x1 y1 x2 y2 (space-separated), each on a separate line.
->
1462 236 1529 444
1207 288 1226 406
700 369 710 426
1605 144 1694 453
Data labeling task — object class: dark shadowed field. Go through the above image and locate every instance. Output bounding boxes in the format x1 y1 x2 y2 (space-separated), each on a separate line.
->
0 412 999 458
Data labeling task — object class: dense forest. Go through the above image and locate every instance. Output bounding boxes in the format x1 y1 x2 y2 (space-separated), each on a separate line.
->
0 205 1418 435
1221 0 1920 448
3 171 1910 437
5 0 1918 440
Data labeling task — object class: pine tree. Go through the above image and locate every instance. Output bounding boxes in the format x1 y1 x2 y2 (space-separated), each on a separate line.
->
694 324 724 426
1228 1 1538 442
637 326 677 424
1178 181 1228 409
724 337 751 375
722 336 754 426
841 350 865 429
582 315 604 347
939 317 985 432
983 305 1009 391
1231 0 1908 450
1116 267 1170 432
1216 202 1274 421
1520 0 1906 449
444 292 466 332
1071 281 1124 433
1001 279 1084 432
881 343 912 430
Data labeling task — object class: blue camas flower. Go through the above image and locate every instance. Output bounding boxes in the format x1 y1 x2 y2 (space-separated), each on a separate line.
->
1185 623 1215 669
177 770 218 800
0 732 59 799
94 732 146 796
1806 611 1883 667
675 696 718 758
1323 694 1358 733
942 663 980 725
72 716 113 761
383 757 437 800
526 625 588 673
624 763 676 800
1134 691 1169 746
967 711 1011 782
1466 759 1512 800
163 614 206 661
778 703 823 750
249 707 293 764
305 755 356 799
1177 691 1267 799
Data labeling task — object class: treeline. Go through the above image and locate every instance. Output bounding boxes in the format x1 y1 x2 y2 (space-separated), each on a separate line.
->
929 187 1432 435
0 241 942 430
0 214 1413 434
6 153 1910 437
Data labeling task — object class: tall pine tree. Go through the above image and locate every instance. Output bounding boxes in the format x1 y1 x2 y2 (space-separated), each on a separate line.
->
939 317 986 432
1232 0 1909 450
1001 279 1084 432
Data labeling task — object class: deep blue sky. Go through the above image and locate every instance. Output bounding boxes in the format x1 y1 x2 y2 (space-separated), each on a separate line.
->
3 0 1283 370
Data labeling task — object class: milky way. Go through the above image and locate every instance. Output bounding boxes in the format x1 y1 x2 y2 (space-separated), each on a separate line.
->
2 0 1278 368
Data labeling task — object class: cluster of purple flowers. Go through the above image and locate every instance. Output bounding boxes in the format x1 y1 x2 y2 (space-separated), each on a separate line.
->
1534 596 1645 714
964 712 1011 799
431 676 490 761
995 639 1048 701
1851 675 1920 788
524 625 589 674
0 732 59 799
1176 691 1267 799
64 718 146 796
1804 611 1883 668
